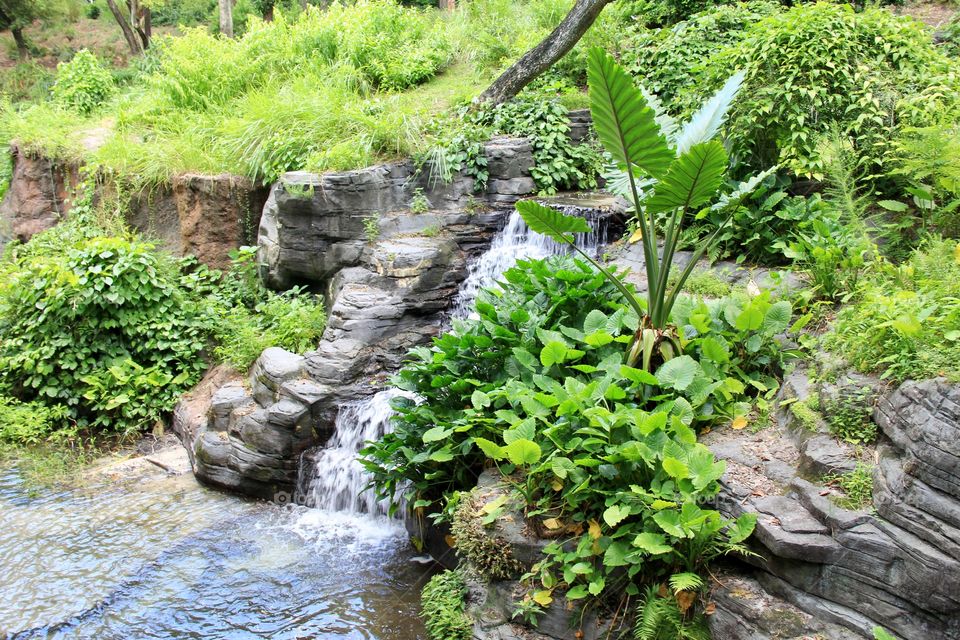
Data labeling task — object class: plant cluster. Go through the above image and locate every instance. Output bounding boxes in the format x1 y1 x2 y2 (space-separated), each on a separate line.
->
824 386 877 444
825 462 874 511
50 49 114 114
828 238 960 382
0 234 207 431
420 569 473 640
450 489 525 580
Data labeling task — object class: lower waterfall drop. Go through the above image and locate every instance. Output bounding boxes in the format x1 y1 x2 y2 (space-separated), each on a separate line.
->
299 389 408 516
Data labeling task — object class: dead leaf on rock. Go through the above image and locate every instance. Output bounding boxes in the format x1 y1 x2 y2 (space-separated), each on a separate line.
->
704 602 717 616
676 590 696 614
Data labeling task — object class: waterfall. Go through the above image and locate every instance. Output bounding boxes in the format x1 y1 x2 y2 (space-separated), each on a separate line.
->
297 201 615 521
451 207 609 318
298 389 408 516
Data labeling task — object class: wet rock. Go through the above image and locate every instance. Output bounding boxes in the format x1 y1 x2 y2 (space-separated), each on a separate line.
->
250 347 305 405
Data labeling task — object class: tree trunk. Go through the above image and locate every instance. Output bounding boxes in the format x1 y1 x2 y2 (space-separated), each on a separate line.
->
105 0 143 55
477 0 613 106
11 27 28 60
219 0 234 37
439 0 455 10
139 7 151 49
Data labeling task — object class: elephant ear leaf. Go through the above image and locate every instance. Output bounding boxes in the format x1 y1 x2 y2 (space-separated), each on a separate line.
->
646 141 729 214
587 47 674 180
515 200 590 244
674 70 746 155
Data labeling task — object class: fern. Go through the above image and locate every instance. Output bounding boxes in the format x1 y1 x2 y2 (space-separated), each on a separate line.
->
669 572 703 594
634 586 710 640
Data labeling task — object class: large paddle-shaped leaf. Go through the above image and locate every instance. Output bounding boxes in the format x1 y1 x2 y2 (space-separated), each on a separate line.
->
646 141 729 214
588 48 674 180
674 71 745 156
515 199 590 243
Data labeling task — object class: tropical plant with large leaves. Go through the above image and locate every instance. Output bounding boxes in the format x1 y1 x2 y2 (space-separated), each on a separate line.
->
516 48 771 371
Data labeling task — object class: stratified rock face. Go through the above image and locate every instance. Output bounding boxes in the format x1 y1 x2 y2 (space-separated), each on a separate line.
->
704 371 960 640
177 138 625 500
0 145 80 247
258 136 535 289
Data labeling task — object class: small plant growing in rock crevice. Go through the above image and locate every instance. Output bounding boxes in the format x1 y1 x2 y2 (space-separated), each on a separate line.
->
450 490 524 581
788 397 822 432
363 213 381 243
824 386 877 444
421 569 472 640
410 188 430 214
824 462 874 510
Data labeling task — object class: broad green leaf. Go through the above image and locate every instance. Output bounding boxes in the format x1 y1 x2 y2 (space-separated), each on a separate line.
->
655 355 699 391
566 585 589 600
700 337 729 364
727 513 757 544
620 365 659 386
646 141 728 214
505 438 542 465
540 341 568 367
604 540 630 567
515 200 590 245
471 389 491 409
583 309 609 334
552 456 576 479
762 300 792 335
603 503 631 527
653 509 687 538
662 456 690 480
422 426 451 443
633 531 674 555
735 304 764 331
674 71 745 155
587 48 673 179
473 437 504 460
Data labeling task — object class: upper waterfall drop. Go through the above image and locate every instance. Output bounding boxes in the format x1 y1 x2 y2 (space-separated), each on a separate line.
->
451 203 612 318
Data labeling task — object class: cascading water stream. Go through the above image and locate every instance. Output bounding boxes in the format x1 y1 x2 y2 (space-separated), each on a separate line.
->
300 389 409 517
451 207 610 318
300 201 615 520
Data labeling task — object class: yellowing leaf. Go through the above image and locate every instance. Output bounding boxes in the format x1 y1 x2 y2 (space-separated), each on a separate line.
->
532 590 554 606
955 242 960 264
481 494 507 514
543 517 562 530
445 534 457 548
731 416 748 430
628 227 644 244
588 519 602 540
551 479 564 492
676 590 696 614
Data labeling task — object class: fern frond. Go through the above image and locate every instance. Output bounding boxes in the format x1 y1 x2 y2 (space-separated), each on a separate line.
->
669 572 704 594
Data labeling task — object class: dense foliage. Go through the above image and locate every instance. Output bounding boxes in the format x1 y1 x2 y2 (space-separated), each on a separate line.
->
50 49 113 114
828 239 960 382
420 570 472 640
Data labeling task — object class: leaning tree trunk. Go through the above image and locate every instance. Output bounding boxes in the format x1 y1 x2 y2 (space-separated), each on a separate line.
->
477 0 613 106
219 0 234 37
105 0 143 55
135 6 151 50
11 27 28 60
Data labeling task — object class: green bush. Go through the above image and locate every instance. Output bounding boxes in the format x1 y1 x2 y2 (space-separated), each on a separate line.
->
0 396 69 445
363 255 776 606
0 235 207 431
828 238 960 381
825 462 874 511
702 3 952 179
421 570 472 640
51 49 114 115
621 1 781 106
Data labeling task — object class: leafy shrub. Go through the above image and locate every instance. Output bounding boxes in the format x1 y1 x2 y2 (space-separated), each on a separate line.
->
0 61 55 104
701 4 952 179
421 570 472 640
892 122 960 235
469 91 603 194
51 49 114 114
0 235 207 431
827 238 960 381
206 247 326 371
621 0 781 105
0 396 69 445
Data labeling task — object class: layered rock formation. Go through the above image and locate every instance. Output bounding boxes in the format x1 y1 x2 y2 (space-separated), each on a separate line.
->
703 370 960 640
0 144 81 245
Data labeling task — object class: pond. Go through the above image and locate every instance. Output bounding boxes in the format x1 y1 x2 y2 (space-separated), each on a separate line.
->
0 456 431 640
